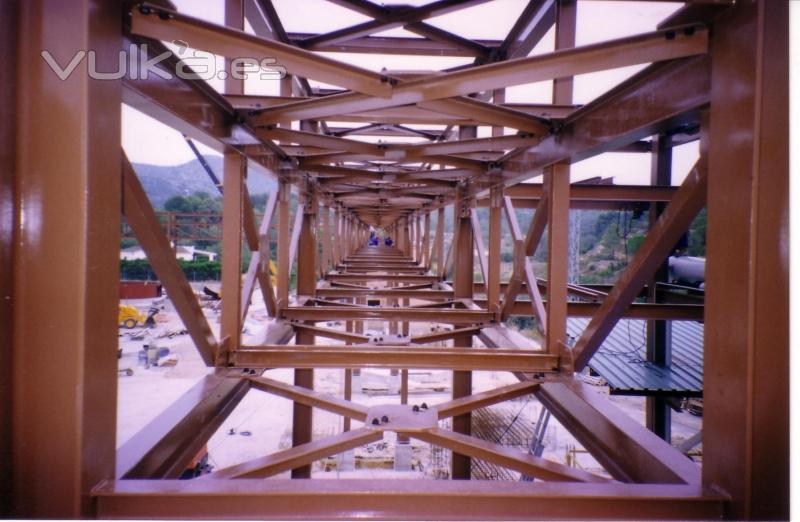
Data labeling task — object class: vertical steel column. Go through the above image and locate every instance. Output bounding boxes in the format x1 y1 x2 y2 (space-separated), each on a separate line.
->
0 0 18 514
435 206 445 277
12 0 121 516
393 219 400 252
559 0 579 286
276 180 291 308
224 0 244 96
414 214 422 262
403 217 411 257
343 367 353 432
491 89 505 137
487 186 503 311
397 369 410 444
292 181 318 479
320 203 330 277
409 214 415 259
422 211 431 267
552 0 576 105
276 72 292 307
545 166 570 355
545 0 575 357
221 151 244 355
452 181 474 479
704 2 788 518
344 216 351 258
333 207 342 266
645 134 672 441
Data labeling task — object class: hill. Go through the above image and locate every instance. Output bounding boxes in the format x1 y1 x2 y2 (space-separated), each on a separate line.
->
132 156 277 209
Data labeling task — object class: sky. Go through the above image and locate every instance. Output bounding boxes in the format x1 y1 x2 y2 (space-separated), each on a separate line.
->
121 0 698 186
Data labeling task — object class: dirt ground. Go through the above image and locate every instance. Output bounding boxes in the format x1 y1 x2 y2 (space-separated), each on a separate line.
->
117 282 702 479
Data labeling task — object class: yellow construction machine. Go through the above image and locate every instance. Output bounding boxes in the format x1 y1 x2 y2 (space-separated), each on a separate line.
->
119 304 146 329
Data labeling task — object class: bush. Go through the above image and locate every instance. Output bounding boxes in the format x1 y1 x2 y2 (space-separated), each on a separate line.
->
120 258 226 282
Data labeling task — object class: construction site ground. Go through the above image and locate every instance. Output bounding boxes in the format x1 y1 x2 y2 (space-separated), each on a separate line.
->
117 283 702 480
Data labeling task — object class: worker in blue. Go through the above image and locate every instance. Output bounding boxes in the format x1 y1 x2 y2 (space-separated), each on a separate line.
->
384 237 393 247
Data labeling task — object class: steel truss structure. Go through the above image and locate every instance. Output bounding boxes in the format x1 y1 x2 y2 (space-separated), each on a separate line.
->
0 0 788 520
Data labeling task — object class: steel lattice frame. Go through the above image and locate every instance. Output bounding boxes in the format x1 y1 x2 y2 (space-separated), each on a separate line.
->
1 0 789 520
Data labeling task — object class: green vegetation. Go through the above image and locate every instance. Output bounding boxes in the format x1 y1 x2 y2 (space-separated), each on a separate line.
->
573 207 706 284
120 259 224 281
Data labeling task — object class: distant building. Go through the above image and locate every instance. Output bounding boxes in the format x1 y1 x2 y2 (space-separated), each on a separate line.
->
120 244 218 262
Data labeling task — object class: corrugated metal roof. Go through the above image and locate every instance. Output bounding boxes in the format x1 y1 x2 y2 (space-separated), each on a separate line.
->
566 318 703 397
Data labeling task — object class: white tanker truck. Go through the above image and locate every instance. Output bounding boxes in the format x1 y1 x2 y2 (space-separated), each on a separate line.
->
668 255 705 288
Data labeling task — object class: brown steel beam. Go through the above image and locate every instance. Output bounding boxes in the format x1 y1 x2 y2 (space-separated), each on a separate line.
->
502 184 677 202
572 161 706 371
282 306 493 324
536 379 701 484
276 180 291 307
500 197 546 330
234 346 557 372
404 22 491 59
435 381 539 420
122 156 218 366
486 187 503 311
121 37 232 146
451 180 475 480
292 185 318 478
287 204 305 282
229 94 577 124
119 375 249 479
0 0 15 512
481 299 703 321
130 5 392 98
326 274 440 283
396 134 542 158
311 0 493 51
316 287 450 299
93 480 725 520
416 97 551 135
335 266 428 274
258 127 382 155
293 324 370 344
301 19 403 49
544 165 569 355
500 0 556 60
122 34 288 163
241 189 278 319
408 427 609 483
251 26 707 125
224 0 245 95
206 427 382 479
470 209 489 287
483 199 665 211
249 376 369 421
408 326 483 345
286 32 502 56
434 206 446 277
498 56 710 189
221 151 245 356
703 2 788 517
12 2 121 515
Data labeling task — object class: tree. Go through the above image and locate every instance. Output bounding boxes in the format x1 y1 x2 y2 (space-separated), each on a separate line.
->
687 208 707 256
164 191 221 213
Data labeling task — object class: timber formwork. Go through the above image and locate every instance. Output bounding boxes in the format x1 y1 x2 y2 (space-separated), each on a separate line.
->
1 0 788 520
